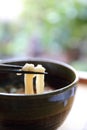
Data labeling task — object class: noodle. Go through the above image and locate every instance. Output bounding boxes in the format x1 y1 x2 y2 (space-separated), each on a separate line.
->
22 63 35 94
22 63 45 95
35 65 45 94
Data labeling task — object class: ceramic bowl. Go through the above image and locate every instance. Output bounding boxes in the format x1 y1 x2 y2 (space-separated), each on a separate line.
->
0 58 78 130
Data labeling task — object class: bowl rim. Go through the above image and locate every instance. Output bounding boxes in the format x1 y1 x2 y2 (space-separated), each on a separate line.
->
0 58 79 97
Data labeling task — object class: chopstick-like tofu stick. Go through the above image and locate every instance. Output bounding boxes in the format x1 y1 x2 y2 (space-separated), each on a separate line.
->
35 65 45 94
22 63 35 94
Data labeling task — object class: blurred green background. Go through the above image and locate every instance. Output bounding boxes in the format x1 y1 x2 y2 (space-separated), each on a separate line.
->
0 0 87 71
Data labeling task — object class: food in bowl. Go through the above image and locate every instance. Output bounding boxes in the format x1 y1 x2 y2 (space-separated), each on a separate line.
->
0 62 46 95
0 58 78 130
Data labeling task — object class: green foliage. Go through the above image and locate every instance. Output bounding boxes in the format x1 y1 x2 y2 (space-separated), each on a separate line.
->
21 0 87 48
0 0 87 60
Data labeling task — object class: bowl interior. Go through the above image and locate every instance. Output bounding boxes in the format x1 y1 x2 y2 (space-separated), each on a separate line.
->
0 59 77 94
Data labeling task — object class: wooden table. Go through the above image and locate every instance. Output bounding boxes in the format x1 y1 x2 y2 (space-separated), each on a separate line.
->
58 81 87 130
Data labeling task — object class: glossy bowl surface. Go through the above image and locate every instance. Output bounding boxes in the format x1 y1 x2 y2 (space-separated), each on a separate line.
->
0 58 78 130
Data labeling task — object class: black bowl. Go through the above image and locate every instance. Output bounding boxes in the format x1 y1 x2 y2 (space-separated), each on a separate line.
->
0 58 78 130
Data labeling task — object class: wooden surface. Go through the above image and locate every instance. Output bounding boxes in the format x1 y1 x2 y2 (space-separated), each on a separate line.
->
58 82 87 130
